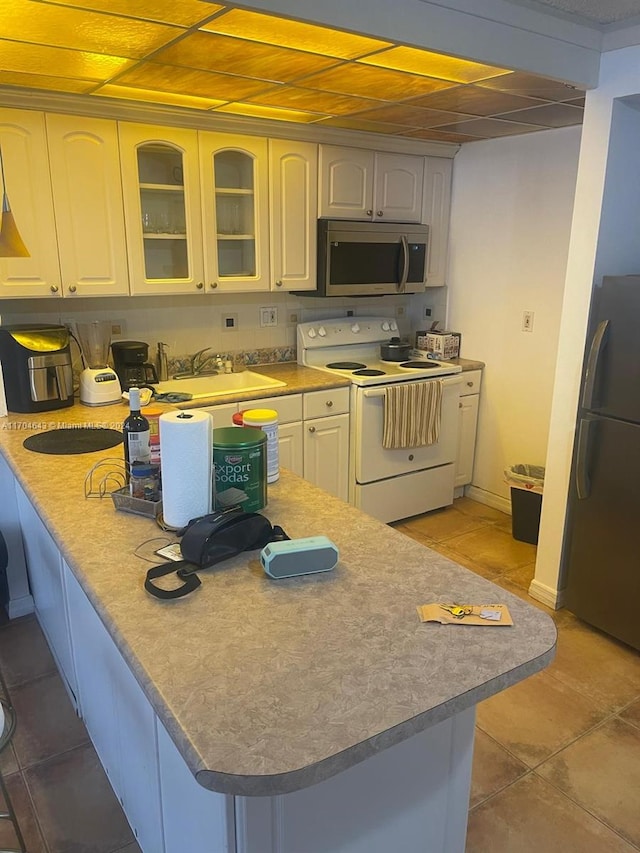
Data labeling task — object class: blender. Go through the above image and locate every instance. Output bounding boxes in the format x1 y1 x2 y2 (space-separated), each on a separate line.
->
75 321 122 406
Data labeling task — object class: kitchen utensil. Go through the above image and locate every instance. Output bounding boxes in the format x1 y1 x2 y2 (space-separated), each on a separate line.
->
75 321 121 406
380 337 412 361
111 340 158 390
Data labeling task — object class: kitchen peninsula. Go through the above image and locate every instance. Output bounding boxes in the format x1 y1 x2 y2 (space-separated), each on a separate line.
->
0 398 555 853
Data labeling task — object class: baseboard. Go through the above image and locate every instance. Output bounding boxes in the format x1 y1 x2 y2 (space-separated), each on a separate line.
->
463 485 511 515
528 579 564 610
7 593 35 620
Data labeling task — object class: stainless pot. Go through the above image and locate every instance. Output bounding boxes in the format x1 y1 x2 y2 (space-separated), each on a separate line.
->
380 337 412 361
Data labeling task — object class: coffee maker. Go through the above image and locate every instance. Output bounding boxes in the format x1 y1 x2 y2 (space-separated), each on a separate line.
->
111 340 158 390
0 324 74 413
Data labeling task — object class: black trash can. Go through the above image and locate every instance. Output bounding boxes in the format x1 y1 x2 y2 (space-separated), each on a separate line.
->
505 465 545 545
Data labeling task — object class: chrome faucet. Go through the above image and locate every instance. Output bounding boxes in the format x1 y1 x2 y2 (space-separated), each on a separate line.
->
190 348 225 376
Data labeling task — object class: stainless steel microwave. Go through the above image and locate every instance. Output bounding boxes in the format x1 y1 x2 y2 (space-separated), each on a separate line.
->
304 219 430 297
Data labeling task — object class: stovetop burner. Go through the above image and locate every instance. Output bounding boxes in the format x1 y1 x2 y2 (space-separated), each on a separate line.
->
353 368 386 376
326 361 367 370
399 361 441 369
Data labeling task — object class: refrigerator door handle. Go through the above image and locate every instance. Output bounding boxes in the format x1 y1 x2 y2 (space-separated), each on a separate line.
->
576 417 593 500
582 320 609 410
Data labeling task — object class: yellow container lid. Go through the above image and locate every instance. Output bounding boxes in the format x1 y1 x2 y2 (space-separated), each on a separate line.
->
242 408 278 422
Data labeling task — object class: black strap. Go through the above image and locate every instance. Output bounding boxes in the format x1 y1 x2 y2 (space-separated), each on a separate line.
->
144 560 202 599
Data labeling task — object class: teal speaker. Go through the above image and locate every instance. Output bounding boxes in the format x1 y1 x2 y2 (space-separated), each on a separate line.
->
260 536 339 579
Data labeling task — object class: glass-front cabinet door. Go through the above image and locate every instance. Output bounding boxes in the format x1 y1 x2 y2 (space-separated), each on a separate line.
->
119 124 204 295
199 133 269 292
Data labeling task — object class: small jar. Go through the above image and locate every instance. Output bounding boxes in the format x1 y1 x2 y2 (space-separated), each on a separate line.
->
130 462 160 501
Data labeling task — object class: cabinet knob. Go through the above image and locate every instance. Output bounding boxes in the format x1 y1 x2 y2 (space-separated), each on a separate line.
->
308 426 316 433
275 280 283 287
377 210 384 217
68 285 77 293
209 282 218 289
196 281 204 290
326 400 333 408
459 402 463 408
467 381 474 387
366 209 373 217
50 285 59 293
408 454 414 461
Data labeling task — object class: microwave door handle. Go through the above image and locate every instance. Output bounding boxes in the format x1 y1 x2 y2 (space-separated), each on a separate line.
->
398 235 409 293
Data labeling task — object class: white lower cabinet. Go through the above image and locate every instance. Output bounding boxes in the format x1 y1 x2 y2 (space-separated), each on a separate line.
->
65 566 164 853
455 370 482 488
15 483 77 706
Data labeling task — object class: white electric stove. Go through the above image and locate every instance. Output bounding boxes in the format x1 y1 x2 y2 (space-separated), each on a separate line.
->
297 317 463 523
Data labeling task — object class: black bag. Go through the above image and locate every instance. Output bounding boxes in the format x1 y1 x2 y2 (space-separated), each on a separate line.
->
145 506 289 599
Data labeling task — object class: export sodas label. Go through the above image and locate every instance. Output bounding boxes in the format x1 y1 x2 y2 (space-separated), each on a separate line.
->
213 446 266 511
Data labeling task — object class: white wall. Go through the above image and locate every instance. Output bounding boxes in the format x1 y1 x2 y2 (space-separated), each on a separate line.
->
446 126 582 510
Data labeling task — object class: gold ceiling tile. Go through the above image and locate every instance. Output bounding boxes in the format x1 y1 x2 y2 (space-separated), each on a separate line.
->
495 103 583 127
201 8 391 59
360 46 510 84
0 39 134 80
406 85 544 116
246 86 382 116
346 104 464 128
313 116 412 135
435 117 542 137
94 83 225 110
116 63 270 101
301 64 456 101
0 70 94 94
403 128 478 143
479 71 583 101
154 31 339 83
213 102 325 123
40 0 224 28
1 0 181 59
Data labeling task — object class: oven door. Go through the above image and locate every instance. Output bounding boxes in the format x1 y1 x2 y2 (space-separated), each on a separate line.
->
352 376 461 483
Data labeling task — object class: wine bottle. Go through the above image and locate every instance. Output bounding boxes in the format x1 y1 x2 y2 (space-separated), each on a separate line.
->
123 387 151 482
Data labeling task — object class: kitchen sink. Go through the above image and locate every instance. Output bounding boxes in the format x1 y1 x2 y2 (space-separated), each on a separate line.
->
154 371 286 399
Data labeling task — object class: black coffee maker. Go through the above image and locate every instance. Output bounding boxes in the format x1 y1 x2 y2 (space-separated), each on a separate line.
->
111 340 158 390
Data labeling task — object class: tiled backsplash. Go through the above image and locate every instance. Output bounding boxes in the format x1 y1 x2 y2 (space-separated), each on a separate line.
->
0 288 448 366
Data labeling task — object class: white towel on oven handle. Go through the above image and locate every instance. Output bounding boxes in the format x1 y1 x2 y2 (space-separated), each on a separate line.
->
382 380 443 450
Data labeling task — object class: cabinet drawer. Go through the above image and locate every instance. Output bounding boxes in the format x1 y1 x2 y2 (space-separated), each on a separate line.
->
303 387 350 419
242 393 302 424
459 370 482 396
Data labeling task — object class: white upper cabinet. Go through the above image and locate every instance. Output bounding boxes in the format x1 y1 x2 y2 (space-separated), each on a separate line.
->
46 114 129 297
0 109 61 298
422 156 453 287
319 145 424 222
199 132 269 293
119 123 204 295
269 139 317 292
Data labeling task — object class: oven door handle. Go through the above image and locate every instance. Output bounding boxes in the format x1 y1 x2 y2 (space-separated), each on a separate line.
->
362 375 462 397
398 235 409 293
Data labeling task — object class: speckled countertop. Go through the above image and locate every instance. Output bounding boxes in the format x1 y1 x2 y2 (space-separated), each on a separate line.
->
0 360 553 800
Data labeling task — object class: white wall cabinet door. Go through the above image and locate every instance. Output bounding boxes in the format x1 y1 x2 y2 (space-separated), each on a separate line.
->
319 145 374 219
46 114 129 297
269 139 318 292
200 132 270 293
14 484 77 706
304 412 350 501
423 156 453 287
0 108 61 298
119 122 204 295
374 152 424 223
455 371 482 488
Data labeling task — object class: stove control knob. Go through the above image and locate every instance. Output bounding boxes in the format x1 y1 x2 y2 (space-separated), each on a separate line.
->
351 323 360 333
390 320 398 332
308 328 317 339
382 321 391 332
318 326 327 337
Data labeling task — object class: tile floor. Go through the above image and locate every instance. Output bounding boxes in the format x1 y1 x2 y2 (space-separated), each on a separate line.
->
0 495 638 852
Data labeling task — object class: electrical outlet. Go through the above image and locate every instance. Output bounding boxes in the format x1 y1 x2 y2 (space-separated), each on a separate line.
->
111 323 122 336
522 311 534 332
260 307 277 327
289 313 298 325
222 313 238 330
425 308 432 317
346 309 355 317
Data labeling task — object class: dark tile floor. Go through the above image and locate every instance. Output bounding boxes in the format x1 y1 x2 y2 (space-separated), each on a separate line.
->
0 496 638 851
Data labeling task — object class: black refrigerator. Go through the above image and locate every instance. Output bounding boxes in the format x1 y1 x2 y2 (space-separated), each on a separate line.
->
564 275 640 651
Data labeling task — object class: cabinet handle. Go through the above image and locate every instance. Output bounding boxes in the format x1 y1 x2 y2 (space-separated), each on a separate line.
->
326 400 333 408
366 209 373 217
196 282 204 290
459 402 463 408
50 285 59 293
68 285 77 293
275 280 283 287
466 381 474 387
377 210 384 217
209 282 218 289
308 426 316 433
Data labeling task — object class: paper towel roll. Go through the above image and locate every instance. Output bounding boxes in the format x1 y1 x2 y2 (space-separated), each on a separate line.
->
159 410 212 528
